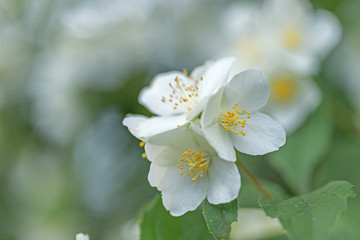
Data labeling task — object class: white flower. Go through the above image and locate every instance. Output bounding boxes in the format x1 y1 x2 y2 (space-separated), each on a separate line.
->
221 0 339 133
259 0 341 74
201 69 286 161
123 57 236 140
76 233 90 240
145 125 240 216
230 208 284 240
263 67 322 133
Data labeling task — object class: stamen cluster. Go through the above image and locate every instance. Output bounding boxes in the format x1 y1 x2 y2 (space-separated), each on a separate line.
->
219 103 251 136
161 69 203 113
177 149 209 182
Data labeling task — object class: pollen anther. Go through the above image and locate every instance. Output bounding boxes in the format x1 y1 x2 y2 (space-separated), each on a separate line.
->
177 149 210 182
219 103 250 136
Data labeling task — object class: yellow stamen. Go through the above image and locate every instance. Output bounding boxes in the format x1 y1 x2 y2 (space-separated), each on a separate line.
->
282 25 302 49
219 103 250 137
177 149 210 182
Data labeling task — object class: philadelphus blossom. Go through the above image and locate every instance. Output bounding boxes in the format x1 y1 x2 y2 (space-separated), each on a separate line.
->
145 125 240 216
222 0 341 133
123 57 236 140
123 57 286 216
259 0 341 73
76 233 90 240
201 70 286 161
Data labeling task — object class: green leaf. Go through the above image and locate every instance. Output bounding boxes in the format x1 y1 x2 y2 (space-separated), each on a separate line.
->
140 195 213 240
268 103 333 194
314 131 360 239
259 181 355 240
202 199 238 240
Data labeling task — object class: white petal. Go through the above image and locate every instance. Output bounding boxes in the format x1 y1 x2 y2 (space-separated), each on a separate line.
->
202 124 236 162
200 57 236 97
207 157 240 204
139 71 188 116
145 143 180 167
191 60 213 80
190 123 219 157
76 233 90 240
308 10 341 59
161 166 208 216
146 126 198 151
224 70 269 111
200 86 225 126
186 95 208 121
148 164 167 190
134 114 187 140
145 126 201 166
266 78 322 133
230 112 286 155
122 114 148 139
262 0 310 23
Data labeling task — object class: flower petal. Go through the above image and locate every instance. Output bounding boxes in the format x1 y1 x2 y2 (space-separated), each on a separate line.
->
207 157 240 204
224 69 269 111
148 163 168 190
186 95 208 121
145 143 180 167
160 166 208 216
191 60 213 80
145 126 201 166
122 114 148 139
200 86 224 126
308 10 341 59
200 57 236 97
266 78 322 133
230 112 286 155
202 123 236 162
139 71 189 116
147 125 197 151
134 114 187 140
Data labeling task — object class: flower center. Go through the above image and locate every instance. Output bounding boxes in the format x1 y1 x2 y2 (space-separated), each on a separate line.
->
161 69 203 113
177 149 210 182
282 25 302 49
270 76 297 103
219 103 251 136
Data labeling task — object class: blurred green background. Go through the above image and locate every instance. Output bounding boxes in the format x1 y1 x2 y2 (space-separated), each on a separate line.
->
0 0 359 239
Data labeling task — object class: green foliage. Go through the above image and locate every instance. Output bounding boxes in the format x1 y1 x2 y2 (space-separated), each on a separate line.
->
259 181 355 240
268 103 333 194
140 195 213 240
238 179 286 208
314 132 360 239
202 199 238 240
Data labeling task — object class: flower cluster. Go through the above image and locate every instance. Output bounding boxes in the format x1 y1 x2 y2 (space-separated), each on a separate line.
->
123 58 286 216
222 0 341 133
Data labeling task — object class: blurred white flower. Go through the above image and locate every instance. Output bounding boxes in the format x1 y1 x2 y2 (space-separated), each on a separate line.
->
263 67 322 133
119 221 139 240
260 0 341 74
221 0 340 133
76 233 90 240
201 69 286 161
145 125 240 216
230 208 284 240
123 57 236 140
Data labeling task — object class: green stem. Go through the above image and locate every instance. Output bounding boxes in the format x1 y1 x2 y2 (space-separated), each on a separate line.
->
236 159 273 200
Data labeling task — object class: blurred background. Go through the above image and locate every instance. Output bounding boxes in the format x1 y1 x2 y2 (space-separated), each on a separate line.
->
0 0 359 239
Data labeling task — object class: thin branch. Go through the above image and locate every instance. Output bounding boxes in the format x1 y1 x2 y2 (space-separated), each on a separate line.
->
236 159 273 200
